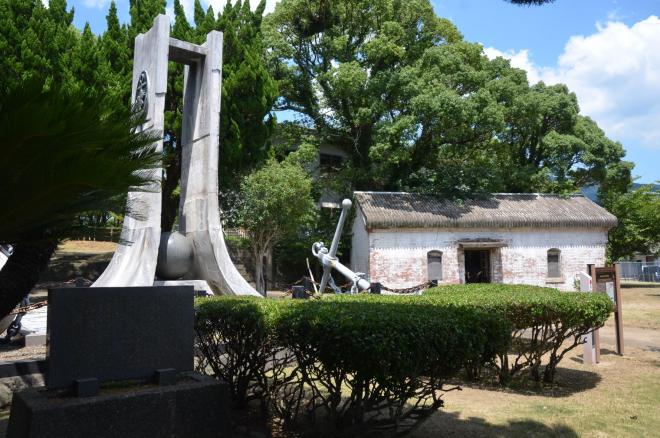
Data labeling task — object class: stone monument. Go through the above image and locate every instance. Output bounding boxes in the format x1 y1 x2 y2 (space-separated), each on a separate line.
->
6 286 231 438
93 14 260 297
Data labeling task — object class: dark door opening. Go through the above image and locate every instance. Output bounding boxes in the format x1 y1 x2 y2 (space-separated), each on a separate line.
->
465 250 491 283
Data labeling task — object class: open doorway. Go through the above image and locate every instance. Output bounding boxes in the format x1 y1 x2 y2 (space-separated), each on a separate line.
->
465 250 491 283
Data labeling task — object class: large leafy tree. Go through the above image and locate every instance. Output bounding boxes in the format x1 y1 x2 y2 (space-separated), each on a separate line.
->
0 82 160 317
264 0 632 198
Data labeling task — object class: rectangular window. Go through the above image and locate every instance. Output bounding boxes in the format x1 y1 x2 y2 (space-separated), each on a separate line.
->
548 252 560 278
427 251 443 282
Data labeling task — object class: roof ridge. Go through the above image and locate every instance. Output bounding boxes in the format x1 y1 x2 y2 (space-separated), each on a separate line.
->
352 191 616 229
355 191 584 197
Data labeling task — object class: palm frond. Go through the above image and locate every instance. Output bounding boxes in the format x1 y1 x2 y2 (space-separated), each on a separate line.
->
0 81 162 243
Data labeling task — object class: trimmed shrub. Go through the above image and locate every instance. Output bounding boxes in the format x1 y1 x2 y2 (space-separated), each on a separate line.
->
424 284 614 383
195 294 510 436
194 297 288 407
279 296 510 434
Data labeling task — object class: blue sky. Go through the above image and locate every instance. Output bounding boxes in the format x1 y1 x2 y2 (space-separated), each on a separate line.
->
69 0 660 183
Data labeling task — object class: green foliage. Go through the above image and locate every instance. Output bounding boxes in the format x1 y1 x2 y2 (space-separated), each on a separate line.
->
158 0 278 228
0 81 160 317
603 184 660 261
265 0 632 197
195 294 510 435
239 159 315 243
238 158 315 291
424 284 614 383
0 0 78 93
217 0 278 191
128 0 166 40
100 1 132 106
195 297 286 407
0 81 161 243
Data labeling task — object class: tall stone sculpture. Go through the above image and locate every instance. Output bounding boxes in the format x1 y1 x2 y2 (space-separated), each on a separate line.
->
94 15 260 297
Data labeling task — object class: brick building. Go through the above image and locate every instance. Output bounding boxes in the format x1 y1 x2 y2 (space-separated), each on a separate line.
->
350 192 617 291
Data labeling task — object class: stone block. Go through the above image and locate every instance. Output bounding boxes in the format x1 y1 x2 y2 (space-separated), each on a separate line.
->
24 334 46 347
46 286 194 389
7 373 231 438
154 368 177 386
74 378 99 397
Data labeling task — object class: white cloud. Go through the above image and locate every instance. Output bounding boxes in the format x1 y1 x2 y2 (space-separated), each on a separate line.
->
484 16 660 150
483 47 543 85
82 0 110 9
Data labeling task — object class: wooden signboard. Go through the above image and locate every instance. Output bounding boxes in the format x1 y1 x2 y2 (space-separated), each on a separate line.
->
590 264 624 356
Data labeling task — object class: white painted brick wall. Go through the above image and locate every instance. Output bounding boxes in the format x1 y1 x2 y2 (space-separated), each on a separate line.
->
350 209 370 275
354 227 608 291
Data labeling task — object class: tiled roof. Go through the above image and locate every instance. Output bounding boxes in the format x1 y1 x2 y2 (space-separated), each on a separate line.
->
353 192 618 229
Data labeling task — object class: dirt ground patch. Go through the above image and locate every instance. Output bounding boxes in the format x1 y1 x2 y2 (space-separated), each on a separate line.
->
57 239 118 254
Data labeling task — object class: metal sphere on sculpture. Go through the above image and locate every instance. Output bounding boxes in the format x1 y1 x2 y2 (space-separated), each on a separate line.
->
156 232 193 280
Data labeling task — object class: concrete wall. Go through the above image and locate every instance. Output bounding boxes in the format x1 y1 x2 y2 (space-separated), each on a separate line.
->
354 227 608 291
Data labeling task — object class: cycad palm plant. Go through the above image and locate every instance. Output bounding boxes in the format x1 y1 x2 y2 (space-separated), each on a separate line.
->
0 81 161 317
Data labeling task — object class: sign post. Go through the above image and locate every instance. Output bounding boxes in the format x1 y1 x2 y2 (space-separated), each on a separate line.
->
592 264 624 355
580 270 597 364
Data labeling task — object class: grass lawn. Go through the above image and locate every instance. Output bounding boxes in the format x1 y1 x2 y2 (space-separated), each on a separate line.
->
411 285 660 438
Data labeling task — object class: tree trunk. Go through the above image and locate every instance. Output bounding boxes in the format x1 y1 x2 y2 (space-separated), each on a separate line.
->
161 135 182 232
0 239 58 318
253 249 266 296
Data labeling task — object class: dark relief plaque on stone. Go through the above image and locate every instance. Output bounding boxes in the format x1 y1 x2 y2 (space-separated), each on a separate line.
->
46 286 194 389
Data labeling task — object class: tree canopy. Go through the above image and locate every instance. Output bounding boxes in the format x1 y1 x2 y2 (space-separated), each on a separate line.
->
263 0 632 199
603 185 660 261
238 152 315 293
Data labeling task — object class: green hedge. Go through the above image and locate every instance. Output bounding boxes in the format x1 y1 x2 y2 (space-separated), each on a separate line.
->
423 284 614 383
195 284 613 435
195 297 286 407
195 294 510 435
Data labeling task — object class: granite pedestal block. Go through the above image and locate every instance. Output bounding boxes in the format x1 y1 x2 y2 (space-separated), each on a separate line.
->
46 286 194 389
6 373 231 438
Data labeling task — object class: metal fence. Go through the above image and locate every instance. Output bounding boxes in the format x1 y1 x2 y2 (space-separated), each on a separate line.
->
618 261 660 283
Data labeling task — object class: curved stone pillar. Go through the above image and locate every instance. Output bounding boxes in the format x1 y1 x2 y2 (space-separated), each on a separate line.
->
179 31 260 296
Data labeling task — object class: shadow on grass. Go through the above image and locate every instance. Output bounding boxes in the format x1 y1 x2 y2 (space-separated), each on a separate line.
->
455 365 601 398
413 411 578 438
40 251 111 282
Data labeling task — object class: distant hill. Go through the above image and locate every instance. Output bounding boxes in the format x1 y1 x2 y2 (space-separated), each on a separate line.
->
581 183 660 204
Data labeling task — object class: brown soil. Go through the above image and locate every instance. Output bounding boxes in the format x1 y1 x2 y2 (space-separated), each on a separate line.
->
57 240 118 254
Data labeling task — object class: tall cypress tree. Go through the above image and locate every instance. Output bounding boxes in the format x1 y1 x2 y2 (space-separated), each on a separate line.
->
73 24 100 88
193 0 206 30
0 0 79 92
216 0 277 192
99 1 131 105
128 0 166 44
